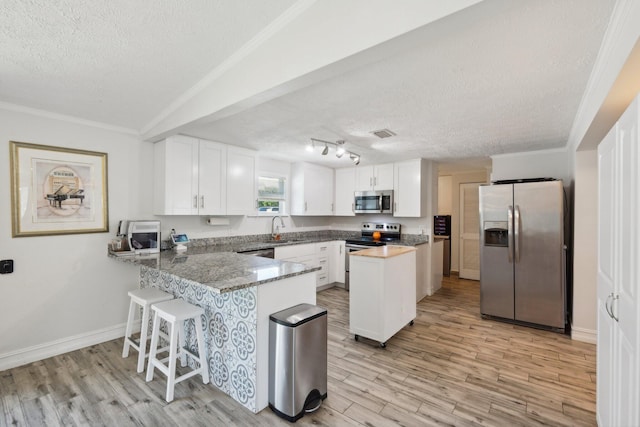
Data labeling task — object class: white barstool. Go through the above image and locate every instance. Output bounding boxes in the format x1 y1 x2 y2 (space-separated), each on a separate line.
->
122 288 174 373
145 299 210 402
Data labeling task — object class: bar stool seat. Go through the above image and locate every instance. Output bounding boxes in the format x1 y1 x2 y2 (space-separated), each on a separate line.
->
122 288 174 373
145 299 210 402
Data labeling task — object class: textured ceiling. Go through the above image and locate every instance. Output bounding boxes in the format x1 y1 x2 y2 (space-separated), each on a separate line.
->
0 0 296 129
0 0 616 169
187 0 615 167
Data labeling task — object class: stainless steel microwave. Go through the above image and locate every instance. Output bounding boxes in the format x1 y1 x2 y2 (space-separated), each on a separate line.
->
354 190 393 214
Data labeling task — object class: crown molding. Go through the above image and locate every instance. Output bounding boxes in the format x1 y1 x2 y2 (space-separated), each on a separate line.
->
0 101 139 136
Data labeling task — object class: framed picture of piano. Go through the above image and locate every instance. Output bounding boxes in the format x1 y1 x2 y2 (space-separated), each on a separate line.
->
9 141 108 237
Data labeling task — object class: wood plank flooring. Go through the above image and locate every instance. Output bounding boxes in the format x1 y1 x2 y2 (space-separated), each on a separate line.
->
1 275 597 426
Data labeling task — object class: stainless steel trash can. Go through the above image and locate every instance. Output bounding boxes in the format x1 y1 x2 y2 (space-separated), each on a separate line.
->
269 303 327 422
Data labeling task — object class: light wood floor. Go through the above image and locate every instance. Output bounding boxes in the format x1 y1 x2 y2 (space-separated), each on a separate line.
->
1 275 597 426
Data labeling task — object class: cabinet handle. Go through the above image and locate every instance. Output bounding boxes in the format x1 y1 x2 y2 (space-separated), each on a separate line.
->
331 203 334 212
352 202 355 213
255 199 259 209
394 202 397 212
193 195 198 209
605 293 615 319
370 177 373 187
611 294 619 322
305 202 307 212
374 177 377 187
201 195 204 208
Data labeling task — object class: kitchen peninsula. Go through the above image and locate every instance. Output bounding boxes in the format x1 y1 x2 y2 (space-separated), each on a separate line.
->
109 248 319 413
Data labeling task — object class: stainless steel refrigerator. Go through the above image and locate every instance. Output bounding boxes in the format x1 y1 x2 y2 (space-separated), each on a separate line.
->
479 180 566 331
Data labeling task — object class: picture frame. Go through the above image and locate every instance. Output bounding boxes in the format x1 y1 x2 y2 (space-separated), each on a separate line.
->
10 141 109 237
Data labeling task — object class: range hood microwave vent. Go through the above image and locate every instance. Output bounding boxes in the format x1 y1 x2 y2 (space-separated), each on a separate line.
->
371 128 396 139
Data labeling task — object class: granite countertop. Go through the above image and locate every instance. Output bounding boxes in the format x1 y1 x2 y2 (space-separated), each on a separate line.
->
108 232 428 292
108 248 320 293
350 245 417 259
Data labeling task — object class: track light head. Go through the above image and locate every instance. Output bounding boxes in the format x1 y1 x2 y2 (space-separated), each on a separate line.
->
310 137 360 164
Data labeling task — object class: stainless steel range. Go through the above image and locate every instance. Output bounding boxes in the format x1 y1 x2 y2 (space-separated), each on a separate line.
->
344 222 401 290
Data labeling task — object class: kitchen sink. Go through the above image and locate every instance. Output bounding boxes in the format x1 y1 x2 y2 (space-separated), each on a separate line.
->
269 239 308 245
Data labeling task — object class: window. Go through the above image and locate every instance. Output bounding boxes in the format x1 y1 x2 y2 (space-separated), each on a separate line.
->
257 175 286 214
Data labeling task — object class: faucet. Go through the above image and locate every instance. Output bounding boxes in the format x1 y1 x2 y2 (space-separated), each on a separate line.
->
271 216 285 239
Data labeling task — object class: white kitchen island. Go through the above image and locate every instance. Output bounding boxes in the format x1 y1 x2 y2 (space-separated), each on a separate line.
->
349 245 416 348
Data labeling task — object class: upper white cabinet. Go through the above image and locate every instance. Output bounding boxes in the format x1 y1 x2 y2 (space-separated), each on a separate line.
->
334 167 356 216
393 158 428 217
597 95 639 427
291 162 334 215
154 136 257 216
355 164 394 191
226 146 256 215
154 135 226 215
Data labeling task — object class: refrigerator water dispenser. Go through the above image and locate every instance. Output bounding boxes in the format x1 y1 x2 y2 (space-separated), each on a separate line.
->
483 221 508 247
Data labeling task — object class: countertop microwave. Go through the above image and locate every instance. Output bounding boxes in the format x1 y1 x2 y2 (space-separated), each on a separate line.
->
354 190 393 214
125 220 161 254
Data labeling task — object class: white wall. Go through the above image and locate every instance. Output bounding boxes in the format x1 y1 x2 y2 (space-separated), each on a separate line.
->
438 175 453 215
571 150 598 343
0 108 149 368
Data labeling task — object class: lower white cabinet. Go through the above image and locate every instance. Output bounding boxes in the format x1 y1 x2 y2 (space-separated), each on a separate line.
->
330 241 345 284
316 242 330 287
597 95 639 427
274 241 345 289
349 247 416 347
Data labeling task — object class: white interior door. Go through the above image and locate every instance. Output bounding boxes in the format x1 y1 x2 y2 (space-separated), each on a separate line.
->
459 182 481 280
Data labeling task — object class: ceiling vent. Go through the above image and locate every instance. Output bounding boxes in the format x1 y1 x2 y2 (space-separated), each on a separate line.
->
371 128 396 139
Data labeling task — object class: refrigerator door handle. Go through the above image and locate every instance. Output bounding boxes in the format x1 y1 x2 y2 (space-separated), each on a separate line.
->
508 205 514 263
514 205 521 263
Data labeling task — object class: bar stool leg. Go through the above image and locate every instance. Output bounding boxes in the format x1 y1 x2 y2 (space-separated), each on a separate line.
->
136 303 152 373
146 311 161 382
166 320 179 402
179 319 187 368
122 298 137 358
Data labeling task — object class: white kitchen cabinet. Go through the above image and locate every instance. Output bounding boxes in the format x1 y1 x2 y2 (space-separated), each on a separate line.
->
275 243 319 288
393 158 427 217
226 146 256 215
275 241 345 289
349 246 416 347
290 162 334 215
316 242 331 288
154 135 226 215
334 168 356 216
330 241 346 284
355 164 394 191
597 95 639 427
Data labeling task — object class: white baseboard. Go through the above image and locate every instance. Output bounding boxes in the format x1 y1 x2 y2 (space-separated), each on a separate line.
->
571 325 597 344
0 320 140 371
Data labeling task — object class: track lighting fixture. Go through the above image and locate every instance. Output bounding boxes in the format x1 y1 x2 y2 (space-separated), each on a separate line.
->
309 138 360 164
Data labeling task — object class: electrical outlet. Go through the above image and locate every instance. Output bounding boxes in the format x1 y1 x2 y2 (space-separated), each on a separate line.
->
0 259 14 274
